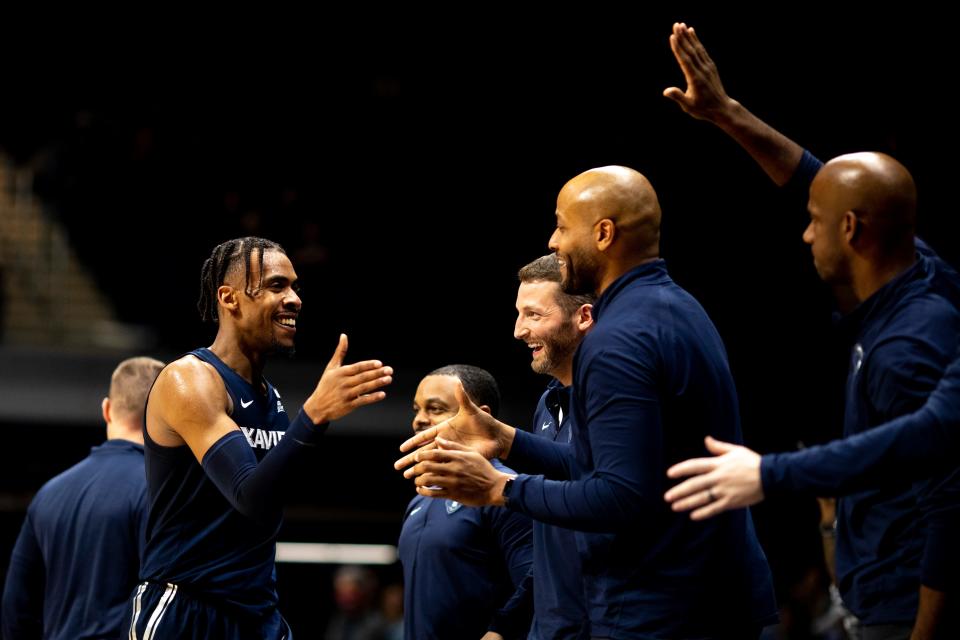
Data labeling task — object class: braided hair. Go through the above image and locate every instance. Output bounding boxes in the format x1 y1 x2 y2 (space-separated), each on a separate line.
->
197 237 286 323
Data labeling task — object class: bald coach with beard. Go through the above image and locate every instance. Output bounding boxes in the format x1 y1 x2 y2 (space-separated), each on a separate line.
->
396 166 777 639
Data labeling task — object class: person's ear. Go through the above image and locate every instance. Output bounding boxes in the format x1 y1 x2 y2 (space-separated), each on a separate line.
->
577 304 594 332
218 285 240 315
843 210 860 245
595 219 616 252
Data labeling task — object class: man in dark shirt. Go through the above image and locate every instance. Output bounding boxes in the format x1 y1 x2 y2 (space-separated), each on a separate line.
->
661 23 960 639
399 365 533 640
2 356 165 640
513 254 593 639
397 167 777 639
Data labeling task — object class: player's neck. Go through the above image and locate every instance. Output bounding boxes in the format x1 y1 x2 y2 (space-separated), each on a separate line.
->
209 330 266 385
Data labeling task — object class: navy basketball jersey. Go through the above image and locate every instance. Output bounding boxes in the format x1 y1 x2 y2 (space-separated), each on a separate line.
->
140 348 290 618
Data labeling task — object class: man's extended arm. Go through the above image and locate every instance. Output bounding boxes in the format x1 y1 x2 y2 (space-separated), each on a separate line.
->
405 349 663 532
763 345 960 499
664 22 805 186
153 335 391 526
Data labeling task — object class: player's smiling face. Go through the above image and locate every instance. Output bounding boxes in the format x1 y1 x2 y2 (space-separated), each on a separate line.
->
231 250 302 355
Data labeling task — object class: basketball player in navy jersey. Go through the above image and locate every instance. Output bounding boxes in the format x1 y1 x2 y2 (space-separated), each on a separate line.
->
126 237 392 639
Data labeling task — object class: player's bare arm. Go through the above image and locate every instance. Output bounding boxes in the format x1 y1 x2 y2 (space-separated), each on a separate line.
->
146 356 240 462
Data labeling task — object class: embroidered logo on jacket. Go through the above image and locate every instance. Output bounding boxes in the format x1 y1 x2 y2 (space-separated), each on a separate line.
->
851 343 865 376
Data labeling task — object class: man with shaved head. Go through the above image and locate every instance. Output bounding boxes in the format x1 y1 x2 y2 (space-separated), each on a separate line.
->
397 166 778 638
805 153 918 300
662 23 960 639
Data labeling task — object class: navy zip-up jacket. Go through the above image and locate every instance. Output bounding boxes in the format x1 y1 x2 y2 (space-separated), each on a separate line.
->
528 381 589 640
2 440 147 640
831 254 960 623
399 459 533 640
760 343 960 494
505 261 777 639
763 150 960 622
761 345 960 593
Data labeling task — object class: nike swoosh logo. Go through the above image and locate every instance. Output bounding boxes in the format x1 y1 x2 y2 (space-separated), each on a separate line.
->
410 506 422 516
240 399 254 408
541 421 551 430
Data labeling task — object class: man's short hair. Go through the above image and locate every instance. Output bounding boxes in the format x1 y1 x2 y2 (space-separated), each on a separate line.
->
427 364 501 418
109 357 165 419
518 254 594 313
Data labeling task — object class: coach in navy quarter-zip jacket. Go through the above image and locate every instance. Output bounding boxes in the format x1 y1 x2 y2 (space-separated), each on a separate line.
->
511 255 593 640
755 343 960 499
2 357 165 640
399 167 777 640
661 23 960 638
399 365 533 640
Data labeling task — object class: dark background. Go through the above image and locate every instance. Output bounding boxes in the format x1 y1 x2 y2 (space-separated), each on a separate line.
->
1 6 956 636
